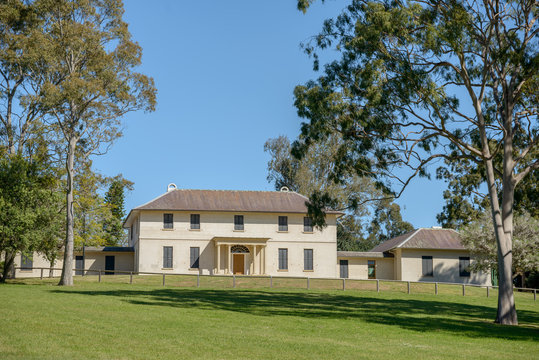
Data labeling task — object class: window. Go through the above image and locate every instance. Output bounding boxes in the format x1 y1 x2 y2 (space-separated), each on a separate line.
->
21 253 33 270
163 246 173 268
304 249 313 271
190 214 200 230
278 216 288 231
278 248 288 270
368 260 376 279
304 217 313 232
163 213 173 229
130 224 134 240
190 247 200 269
234 215 244 230
459 257 470 277
422 256 433 277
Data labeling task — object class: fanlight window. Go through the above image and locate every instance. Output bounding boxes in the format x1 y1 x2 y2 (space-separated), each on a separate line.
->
231 245 250 253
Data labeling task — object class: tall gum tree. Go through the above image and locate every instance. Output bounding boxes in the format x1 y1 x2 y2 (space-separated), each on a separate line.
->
36 0 156 286
294 0 537 325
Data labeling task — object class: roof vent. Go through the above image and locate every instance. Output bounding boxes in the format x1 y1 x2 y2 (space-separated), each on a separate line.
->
167 183 177 192
280 186 290 192
432 226 442 229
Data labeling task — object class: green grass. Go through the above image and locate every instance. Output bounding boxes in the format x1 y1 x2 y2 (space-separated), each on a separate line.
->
1 276 538 360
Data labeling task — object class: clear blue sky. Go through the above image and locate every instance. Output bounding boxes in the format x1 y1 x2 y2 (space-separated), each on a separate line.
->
92 0 449 228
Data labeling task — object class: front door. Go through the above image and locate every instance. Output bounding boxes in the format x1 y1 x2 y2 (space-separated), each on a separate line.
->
105 255 115 275
340 260 349 278
75 256 84 275
233 254 244 274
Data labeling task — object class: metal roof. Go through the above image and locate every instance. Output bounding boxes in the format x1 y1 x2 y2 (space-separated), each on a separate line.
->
370 228 465 252
128 189 342 217
337 251 393 258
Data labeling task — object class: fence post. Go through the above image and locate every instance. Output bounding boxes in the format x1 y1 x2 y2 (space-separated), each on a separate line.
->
342 278 345 291
534 289 536 301
270 275 273 288
376 279 379 293
197 273 200 288
307 277 310 290
130 272 133 284
487 286 489 298
233 275 236 288
98 270 101 282
162 273 166 286
407 281 410 294
435 282 438 295
40 268 44 280
462 284 465 296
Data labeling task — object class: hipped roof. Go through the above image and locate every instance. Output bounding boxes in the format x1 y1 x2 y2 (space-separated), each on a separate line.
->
124 189 342 226
370 228 465 252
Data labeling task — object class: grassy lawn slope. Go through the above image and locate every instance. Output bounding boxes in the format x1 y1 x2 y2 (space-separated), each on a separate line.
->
1 277 538 359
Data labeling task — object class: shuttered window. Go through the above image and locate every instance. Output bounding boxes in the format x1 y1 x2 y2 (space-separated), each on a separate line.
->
163 246 173 268
163 213 173 229
304 217 313 232
278 216 288 231
234 215 244 230
21 254 33 269
422 256 433 277
459 257 470 277
190 214 200 229
304 249 313 271
278 248 288 270
190 247 200 269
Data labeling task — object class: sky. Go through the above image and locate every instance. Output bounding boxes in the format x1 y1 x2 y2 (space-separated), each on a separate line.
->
92 0 450 229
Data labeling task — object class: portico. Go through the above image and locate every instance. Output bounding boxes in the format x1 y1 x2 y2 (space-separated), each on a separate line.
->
213 237 268 275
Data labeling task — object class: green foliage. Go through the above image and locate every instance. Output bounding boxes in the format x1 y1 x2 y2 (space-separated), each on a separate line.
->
460 211 539 283
0 156 63 281
264 135 413 250
103 175 133 246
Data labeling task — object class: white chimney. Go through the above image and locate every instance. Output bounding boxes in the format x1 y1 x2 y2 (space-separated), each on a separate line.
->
167 183 177 192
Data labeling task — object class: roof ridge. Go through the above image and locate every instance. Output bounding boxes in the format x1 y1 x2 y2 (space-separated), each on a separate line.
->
396 228 422 249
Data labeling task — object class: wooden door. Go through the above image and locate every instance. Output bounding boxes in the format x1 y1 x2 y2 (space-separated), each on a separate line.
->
233 254 244 274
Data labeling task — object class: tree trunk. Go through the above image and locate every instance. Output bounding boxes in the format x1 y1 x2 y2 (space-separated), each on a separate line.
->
58 138 76 286
49 257 56 278
1 252 16 282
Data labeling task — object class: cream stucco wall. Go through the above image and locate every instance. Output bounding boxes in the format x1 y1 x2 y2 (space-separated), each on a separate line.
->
134 210 338 278
397 249 491 285
336 257 394 280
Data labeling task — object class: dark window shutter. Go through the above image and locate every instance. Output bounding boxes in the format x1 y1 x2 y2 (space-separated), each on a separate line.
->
279 248 288 270
304 217 313 232
163 247 173 268
304 249 313 270
459 257 470 277
279 216 288 231
234 215 244 230
163 214 173 229
422 256 433 277
190 247 200 268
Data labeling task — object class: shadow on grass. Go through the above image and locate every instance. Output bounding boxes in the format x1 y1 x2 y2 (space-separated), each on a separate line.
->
50 287 539 341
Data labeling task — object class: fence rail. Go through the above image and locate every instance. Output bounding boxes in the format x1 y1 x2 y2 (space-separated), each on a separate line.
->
13 267 537 301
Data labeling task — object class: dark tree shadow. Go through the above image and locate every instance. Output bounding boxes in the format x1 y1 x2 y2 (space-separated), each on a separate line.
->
51 287 539 341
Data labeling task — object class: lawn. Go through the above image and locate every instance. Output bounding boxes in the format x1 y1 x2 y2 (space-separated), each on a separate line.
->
1 276 538 360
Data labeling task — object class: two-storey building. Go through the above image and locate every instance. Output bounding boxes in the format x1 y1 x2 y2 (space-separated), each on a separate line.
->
123 185 340 278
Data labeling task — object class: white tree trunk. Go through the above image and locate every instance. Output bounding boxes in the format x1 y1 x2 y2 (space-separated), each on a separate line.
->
58 138 76 286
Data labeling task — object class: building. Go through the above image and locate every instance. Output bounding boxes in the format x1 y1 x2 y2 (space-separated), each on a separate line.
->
122 185 340 278
337 227 491 285
10 186 490 286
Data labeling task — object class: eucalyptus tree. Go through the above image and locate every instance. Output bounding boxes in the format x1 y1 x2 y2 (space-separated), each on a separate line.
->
36 0 156 286
294 0 537 324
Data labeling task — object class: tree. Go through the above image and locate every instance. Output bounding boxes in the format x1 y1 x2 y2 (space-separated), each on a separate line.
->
460 211 539 287
294 0 537 324
264 135 412 250
0 155 63 282
34 0 156 286
103 175 133 246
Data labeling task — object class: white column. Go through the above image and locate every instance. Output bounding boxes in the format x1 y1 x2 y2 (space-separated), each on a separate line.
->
253 245 258 275
227 245 232 274
261 246 266 275
216 244 221 274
